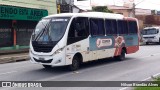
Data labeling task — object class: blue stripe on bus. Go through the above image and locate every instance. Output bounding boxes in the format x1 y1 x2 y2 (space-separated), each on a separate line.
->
89 36 115 51
124 34 139 46
89 34 139 51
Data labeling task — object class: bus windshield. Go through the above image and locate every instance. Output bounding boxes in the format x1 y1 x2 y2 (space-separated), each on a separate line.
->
32 17 70 42
142 28 158 35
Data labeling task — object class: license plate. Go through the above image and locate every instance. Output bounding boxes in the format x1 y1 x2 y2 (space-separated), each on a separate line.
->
39 57 45 61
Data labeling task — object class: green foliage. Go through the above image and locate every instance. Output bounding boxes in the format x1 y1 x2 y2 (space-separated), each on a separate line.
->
156 77 160 81
134 77 160 90
135 87 160 90
92 6 113 13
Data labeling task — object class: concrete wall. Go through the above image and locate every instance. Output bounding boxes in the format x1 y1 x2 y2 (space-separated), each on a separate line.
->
138 20 144 31
0 0 57 15
136 15 160 26
135 8 151 15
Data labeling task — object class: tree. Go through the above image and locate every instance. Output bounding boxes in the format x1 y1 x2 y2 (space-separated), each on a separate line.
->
92 6 113 13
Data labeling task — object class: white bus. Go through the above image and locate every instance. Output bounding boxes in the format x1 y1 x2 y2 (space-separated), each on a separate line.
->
142 27 160 45
30 12 139 70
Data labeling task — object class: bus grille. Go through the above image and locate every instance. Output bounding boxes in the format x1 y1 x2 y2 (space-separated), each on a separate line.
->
143 37 154 39
33 46 53 52
32 41 55 53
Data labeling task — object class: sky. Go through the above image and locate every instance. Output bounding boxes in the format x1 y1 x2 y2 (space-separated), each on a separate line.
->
91 0 160 10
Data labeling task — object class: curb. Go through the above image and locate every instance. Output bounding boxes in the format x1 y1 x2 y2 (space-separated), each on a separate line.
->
0 49 29 55
0 55 29 64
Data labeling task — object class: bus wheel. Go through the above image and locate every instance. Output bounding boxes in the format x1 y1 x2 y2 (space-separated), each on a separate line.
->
43 65 52 69
69 56 80 71
115 49 125 61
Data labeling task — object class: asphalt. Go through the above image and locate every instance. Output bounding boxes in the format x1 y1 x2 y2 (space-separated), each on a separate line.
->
0 44 160 90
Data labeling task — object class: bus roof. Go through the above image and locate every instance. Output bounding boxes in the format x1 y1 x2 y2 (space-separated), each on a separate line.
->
44 12 125 20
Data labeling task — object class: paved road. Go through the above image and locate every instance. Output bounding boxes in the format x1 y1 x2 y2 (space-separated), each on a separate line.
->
0 44 160 90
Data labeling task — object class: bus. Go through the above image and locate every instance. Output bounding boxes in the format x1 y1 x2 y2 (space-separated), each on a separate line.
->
142 27 160 45
30 12 139 71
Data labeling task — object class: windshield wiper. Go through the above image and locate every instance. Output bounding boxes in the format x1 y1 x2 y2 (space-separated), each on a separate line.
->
34 21 50 41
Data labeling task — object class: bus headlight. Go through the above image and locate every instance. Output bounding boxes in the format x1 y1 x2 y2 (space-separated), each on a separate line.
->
53 47 65 55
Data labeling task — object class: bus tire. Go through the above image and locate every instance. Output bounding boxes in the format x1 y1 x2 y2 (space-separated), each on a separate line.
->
42 65 52 69
115 49 125 61
69 56 80 71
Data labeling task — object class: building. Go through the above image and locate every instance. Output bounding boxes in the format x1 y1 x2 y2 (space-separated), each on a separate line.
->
108 5 151 17
0 0 57 14
108 5 133 17
108 5 152 30
56 0 92 13
0 0 56 52
135 8 151 15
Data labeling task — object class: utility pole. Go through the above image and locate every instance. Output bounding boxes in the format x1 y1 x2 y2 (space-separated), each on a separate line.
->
56 0 72 13
132 0 145 17
132 2 136 17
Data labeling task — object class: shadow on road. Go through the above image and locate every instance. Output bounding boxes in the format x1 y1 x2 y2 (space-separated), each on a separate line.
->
142 43 160 46
79 57 134 70
3 57 135 81
35 57 134 72
24 57 134 74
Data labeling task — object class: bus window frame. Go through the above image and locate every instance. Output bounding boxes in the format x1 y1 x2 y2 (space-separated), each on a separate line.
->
89 18 105 37
117 20 129 35
127 20 138 35
67 16 90 45
105 19 118 36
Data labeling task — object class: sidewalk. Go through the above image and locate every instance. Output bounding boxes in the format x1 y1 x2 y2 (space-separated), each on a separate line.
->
0 53 29 64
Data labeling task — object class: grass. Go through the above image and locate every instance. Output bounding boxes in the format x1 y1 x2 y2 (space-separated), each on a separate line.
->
134 77 160 90
135 87 160 90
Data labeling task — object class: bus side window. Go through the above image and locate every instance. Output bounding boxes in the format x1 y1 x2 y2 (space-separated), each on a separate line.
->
157 29 159 33
105 19 112 35
111 20 118 35
117 20 128 34
128 21 138 34
75 18 89 37
68 18 76 38
105 19 118 35
67 17 89 45
123 20 129 34
90 18 105 36
117 20 124 34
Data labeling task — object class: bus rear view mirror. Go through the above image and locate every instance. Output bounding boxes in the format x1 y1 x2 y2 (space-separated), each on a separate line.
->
157 30 159 33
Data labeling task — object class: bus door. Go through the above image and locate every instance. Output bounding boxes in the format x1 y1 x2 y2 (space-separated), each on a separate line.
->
67 17 90 62
89 18 106 60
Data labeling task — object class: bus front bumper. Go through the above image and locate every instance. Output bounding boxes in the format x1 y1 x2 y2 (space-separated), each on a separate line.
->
29 51 66 66
143 38 159 43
